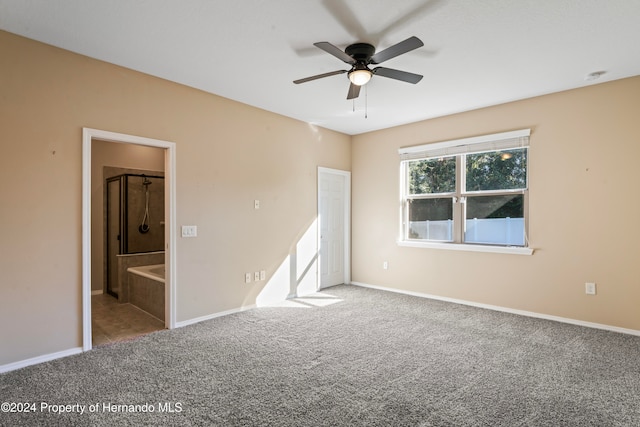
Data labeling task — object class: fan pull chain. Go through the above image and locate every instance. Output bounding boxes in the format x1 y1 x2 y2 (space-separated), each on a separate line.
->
365 84 368 119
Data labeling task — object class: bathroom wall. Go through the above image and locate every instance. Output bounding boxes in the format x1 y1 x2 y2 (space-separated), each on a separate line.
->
0 30 351 366
123 174 165 254
92 141 165 292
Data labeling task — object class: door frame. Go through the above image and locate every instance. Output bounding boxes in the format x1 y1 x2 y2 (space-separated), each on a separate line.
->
82 128 177 351
317 167 351 289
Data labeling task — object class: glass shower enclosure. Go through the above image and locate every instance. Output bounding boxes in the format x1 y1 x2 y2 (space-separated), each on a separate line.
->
106 174 165 297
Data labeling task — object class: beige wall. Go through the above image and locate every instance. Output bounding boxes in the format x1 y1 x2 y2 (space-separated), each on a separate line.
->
352 76 640 330
91 140 165 292
0 31 351 365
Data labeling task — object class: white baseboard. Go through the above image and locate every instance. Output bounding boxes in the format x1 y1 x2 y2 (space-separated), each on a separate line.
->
350 281 640 337
3 303 259 372
0 347 83 374
175 304 257 328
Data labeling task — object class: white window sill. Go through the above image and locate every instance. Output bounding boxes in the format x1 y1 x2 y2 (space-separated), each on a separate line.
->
397 240 534 255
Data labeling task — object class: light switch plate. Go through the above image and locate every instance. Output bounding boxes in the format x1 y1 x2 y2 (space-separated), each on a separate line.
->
181 225 197 237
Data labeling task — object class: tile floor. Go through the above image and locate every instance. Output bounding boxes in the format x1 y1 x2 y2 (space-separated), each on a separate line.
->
92 293 164 346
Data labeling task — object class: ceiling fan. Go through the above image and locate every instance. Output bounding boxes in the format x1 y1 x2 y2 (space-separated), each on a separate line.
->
293 36 424 100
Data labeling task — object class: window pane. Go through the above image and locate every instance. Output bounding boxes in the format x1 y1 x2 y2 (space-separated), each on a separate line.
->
407 198 453 241
465 148 527 191
408 157 456 194
464 194 525 246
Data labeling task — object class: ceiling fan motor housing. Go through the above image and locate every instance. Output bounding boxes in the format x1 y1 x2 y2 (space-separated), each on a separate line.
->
345 43 375 63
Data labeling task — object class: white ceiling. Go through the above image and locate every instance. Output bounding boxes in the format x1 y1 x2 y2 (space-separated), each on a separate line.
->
1 0 639 135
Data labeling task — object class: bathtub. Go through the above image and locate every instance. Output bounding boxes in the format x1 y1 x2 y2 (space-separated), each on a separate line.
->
126 264 165 321
127 264 165 283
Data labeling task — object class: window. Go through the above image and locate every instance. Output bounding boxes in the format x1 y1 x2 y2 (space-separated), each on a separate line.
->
400 130 530 250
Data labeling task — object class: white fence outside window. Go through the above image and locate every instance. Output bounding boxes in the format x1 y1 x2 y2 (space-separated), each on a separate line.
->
409 217 525 246
409 220 453 241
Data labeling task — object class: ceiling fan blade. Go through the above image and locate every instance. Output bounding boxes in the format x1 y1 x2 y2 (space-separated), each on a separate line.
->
373 67 423 84
293 70 347 84
347 83 361 100
370 36 424 64
314 42 356 64
321 0 368 42
374 1 445 41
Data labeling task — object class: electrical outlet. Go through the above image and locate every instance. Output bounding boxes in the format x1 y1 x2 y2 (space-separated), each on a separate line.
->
254 271 260 281
585 282 596 295
260 270 266 280
245 273 251 284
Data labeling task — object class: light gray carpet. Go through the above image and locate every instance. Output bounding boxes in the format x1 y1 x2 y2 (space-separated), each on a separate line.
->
2 285 640 426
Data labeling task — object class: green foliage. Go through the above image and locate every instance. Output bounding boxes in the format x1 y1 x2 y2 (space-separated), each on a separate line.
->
465 149 527 191
408 157 456 194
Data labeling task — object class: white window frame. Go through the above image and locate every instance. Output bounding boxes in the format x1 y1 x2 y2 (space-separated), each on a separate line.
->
398 129 534 255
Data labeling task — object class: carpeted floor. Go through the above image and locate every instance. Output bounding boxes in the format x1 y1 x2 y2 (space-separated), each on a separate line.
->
1 284 640 426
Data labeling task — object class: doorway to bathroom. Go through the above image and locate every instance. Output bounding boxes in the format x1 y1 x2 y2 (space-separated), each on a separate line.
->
82 128 176 351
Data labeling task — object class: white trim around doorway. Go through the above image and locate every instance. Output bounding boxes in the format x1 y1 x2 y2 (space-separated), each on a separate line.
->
82 128 177 352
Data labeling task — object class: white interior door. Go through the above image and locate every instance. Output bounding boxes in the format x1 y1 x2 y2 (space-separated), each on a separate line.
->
318 168 350 289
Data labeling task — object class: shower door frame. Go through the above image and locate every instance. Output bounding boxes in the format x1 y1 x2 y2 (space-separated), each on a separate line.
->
105 175 125 298
82 128 177 352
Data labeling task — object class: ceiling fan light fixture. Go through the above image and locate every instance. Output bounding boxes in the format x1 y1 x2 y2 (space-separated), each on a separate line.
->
349 69 372 86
